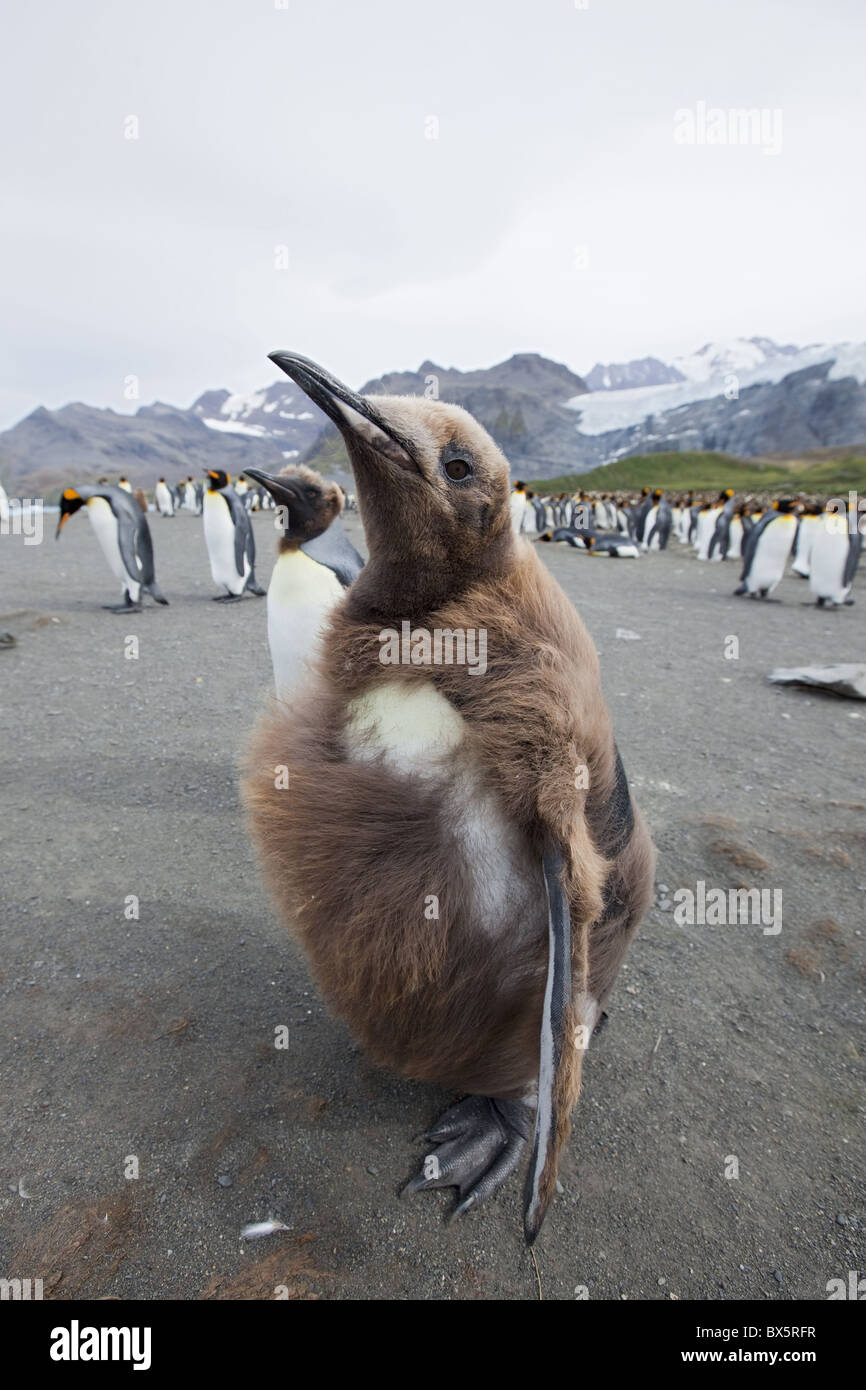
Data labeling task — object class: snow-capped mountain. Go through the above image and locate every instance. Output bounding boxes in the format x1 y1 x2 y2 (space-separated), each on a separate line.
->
669 336 803 385
584 357 686 391
190 381 329 460
4 338 865 495
585 336 803 392
563 340 866 470
567 341 866 436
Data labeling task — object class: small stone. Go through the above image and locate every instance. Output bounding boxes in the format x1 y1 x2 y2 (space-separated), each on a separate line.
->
774 1270 783 1283
217 1175 232 1188
658 1276 666 1286
836 1212 848 1226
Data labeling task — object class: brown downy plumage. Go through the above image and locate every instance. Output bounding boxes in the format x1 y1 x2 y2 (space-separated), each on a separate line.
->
242 353 656 1241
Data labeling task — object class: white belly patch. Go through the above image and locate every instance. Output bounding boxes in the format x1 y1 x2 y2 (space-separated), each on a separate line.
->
203 491 247 592
344 681 541 925
87 497 140 599
268 550 345 701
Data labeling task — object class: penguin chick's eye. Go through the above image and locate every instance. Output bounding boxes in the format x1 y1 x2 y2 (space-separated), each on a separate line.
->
444 458 472 482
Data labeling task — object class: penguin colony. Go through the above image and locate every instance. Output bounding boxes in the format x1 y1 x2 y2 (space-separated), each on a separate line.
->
521 482 863 607
40 355 862 1244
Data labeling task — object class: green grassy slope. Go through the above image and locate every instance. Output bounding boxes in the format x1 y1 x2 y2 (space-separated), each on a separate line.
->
534 451 866 495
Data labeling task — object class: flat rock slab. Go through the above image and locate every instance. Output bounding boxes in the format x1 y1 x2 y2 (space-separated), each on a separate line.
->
768 663 866 699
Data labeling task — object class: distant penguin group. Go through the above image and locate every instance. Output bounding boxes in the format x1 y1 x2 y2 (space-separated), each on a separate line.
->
55 465 301 610
530 480 862 610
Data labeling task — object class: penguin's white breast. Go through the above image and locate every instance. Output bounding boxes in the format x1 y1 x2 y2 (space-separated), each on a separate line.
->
696 509 719 558
86 498 132 587
267 550 345 701
344 680 542 928
203 491 246 589
750 517 796 587
809 523 850 599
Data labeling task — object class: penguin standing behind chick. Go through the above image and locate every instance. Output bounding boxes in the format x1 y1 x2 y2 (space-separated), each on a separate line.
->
56 484 169 612
202 469 266 602
242 465 364 700
243 353 656 1243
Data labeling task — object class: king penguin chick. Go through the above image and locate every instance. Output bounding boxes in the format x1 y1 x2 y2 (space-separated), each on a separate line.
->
56 484 169 611
242 465 364 700
242 353 656 1243
202 469 266 601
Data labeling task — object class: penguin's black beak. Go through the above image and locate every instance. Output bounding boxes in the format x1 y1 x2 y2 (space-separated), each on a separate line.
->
242 467 307 513
243 467 291 502
268 351 416 473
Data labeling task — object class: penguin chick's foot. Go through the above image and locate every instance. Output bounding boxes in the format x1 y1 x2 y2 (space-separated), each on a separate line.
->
212 593 243 603
245 580 267 597
103 601 142 613
402 1095 532 1221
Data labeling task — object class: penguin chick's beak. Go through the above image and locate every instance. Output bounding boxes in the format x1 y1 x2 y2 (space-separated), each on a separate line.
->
242 468 309 534
268 351 416 473
242 467 301 511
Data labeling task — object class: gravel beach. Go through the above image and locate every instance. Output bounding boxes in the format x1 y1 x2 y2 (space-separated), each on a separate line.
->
1 510 863 1301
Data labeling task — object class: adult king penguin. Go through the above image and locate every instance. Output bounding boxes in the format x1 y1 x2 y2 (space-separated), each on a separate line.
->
202 470 266 601
809 505 861 607
242 465 364 699
734 498 798 598
56 484 169 611
155 477 175 517
243 353 656 1242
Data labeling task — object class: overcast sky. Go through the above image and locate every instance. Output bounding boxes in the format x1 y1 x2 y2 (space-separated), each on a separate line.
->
1 0 863 427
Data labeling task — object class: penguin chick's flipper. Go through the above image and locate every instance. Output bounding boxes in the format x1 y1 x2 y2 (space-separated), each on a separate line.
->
523 843 576 1246
402 1095 531 1220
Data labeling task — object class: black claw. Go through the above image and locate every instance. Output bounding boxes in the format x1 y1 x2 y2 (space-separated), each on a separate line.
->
592 1009 609 1038
406 1095 531 1220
